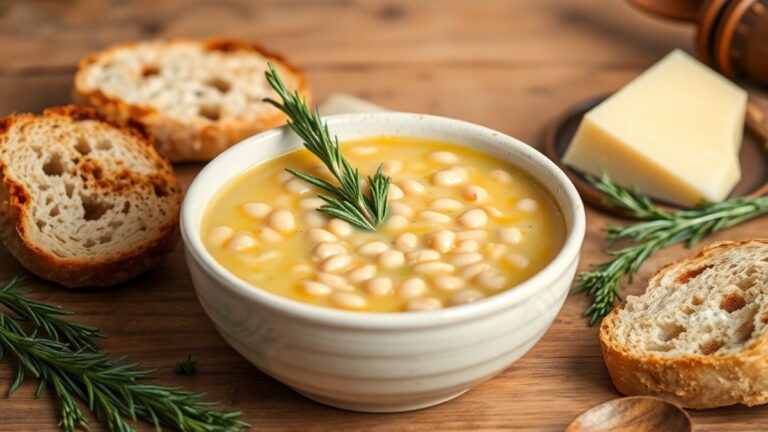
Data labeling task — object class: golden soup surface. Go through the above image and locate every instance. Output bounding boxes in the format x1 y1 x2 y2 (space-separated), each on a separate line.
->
202 136 565 312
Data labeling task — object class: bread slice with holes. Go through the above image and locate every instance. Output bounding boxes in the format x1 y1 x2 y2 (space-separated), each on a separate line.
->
73 38 309 162
0 106 180 288
600 239 768 408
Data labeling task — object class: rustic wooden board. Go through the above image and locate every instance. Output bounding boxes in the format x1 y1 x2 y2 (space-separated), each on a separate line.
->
0 0 767 430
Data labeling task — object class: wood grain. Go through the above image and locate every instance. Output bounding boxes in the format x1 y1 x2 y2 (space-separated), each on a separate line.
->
0 0 767 431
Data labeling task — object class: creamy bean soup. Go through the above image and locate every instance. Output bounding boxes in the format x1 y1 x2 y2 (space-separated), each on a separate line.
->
201 136 565 312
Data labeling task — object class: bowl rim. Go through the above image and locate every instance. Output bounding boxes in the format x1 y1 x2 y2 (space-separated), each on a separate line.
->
181 112 586 329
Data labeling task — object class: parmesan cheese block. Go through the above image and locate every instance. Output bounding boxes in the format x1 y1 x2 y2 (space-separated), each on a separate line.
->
563 50 747 207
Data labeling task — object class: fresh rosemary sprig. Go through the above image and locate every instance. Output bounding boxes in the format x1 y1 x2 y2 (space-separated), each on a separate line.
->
577 174 768 324
0 276 102 351
174 354 198 376
263 62 391 231
0 278 249 432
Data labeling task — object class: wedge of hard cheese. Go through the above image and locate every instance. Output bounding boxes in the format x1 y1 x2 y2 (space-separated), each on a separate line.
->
563 50 747 207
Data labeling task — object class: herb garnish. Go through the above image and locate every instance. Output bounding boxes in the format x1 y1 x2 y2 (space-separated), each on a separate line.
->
0 277 248 432
174 354 198 376
577 175 768 324
263 62 391 231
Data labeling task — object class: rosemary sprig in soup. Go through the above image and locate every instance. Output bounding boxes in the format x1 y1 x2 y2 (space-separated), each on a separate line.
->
264 63 391 231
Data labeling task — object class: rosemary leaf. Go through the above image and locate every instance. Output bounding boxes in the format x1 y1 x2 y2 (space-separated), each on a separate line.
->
174 354 198 376
263 62 390 231
577 175 768 324
0 278 249 432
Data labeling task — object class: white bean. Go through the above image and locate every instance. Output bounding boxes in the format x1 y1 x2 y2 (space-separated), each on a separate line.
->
378 250 406 269
431 167 468 186
357 241 389 256
304 212 326 228
292 263 313 276
449 289 485 305
405 297 443 312
227 234 256 251
428 151 459 165
306 229 337 244
317 272 353 291
506 254 530 270
239 249 281 265
313 242 347 261
458 208 488 228
452 239 480 253
429 198 463 212
277 170 293 183
499 227 523 245
390 202 414 217
349 145 377 156
384 214 409 231
432 275 465 292
398 277 428 298
285 178 312 195
476 272 507 290
394 233 419 252
460 262 492 279
320 254 353 273
241 202 272 219
365 277 394 296
413 261 455 274
326 218 353 237
388 184 405 201
382 160 403 174
406 249 441 264
449 252 484 267
426 230 456 253
299 197 326 210
258 227 283 243
456 230 488 241
490 169 512 183
463 185 488 203
420 210 451 224
516 198 539 212
484 206 504 218
268 209 295 233
207 226 234 247
313 164 333 177
399 179 426 195
484 243 508 261
347 264 377 283
330 292 368 309
302 281 332 296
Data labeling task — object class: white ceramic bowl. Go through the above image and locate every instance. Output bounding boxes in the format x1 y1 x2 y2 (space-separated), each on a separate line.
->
181 113 586 413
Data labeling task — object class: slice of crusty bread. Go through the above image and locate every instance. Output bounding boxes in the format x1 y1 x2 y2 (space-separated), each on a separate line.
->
73 38 309 162
600 239 768 409
0 106 180 288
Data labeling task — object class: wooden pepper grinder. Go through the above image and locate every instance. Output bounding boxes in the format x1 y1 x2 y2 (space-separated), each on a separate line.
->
628 0 768 87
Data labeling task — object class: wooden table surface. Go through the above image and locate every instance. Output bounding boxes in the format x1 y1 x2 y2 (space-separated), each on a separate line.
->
1 0 767 430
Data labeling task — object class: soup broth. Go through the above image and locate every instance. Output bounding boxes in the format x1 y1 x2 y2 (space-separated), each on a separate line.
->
202 136 565 312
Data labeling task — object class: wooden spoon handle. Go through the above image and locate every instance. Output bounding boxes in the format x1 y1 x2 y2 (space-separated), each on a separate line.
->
625 0 705 22
747 97 768 143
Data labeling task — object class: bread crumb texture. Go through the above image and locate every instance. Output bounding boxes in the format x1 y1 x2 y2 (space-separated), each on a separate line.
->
74 39 308 162
614 241 768 356
0 106 180 287
601 239 768 408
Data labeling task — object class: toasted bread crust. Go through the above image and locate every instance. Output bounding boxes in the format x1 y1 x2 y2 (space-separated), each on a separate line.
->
0 106 180 288
600 239 768 408
73 38 310 162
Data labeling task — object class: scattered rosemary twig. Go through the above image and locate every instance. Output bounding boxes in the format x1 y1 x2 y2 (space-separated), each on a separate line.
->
174 354 198 376
577 174 768 324
0 278 249 432
263 62 391 231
